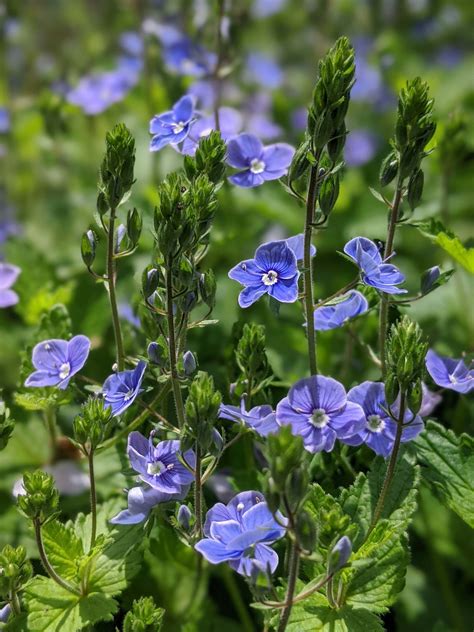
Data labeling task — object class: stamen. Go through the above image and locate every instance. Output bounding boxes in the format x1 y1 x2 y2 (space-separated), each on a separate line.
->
262 270 278 286
250 158 265 174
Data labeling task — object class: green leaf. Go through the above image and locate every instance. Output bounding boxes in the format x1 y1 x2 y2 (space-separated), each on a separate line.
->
25 577 117 632
414 421 474 527
14 391 72 412
408 219 474 274
42 520 84 582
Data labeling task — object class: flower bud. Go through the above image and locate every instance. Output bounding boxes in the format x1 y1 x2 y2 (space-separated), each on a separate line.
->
285 468 309 511
123 596 164 632
183 351 197 376
127 208 142 247
147 339 168 368
266 426 305 491
0 545 33 595
420 266 440 294
328 536 352 574
142 266 160 298
386 316 428 390
288 138 311 183
81 229 96 268
0 399 14 451
184 372 222 450
407 379 423 415
199 270 216 309
407 168 424 211
17 470 59 524
73 397 113 449
295 509 317 552
177 505 193 531
318 173 339 217
379 151 399 187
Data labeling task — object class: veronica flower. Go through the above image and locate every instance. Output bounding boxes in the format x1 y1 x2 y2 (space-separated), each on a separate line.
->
244 93 282 140
226 133 294 188
276 376 366 453
344 130 377 167
102 360 147 416
0 107 10 133
418 383 442 416
25 335 91 389
127 431 195 494
313 291 368 331
195 491 286 577
343 381 424 457
149 95 195 152
245 53 283 90
343 237 406 294
161 31 216 77
425 349 474 394
228 240 299 308
0 262 20 308
219 400 279 437
181 107 242 156
110 485 186 525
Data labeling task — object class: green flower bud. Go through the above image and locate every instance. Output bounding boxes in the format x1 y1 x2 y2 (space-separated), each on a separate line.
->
327 124 346 162
384 373 399 407
184 372 222 450
96 191 109 216
386 316 428 390
184 130 226 184
407 379 423 414
264 476 282 514
285 468 309 512
318 173 339 216
142 266 160 298
73 397 113 449
98 123 136 210
17 470 59 524
0 545 33 596
199 270 217 309
0 399 14 452
407 168 424 211
127 208 143 247
379 151 399 187
288 138 311 183
295 509 317 552
266 426 305 491
81 229 96 269
123 596 164 632
328 536 352 574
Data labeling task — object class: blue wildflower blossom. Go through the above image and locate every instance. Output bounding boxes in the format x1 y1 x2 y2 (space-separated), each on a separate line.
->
343 237 406 294
276 376 366 453
245 53 283 89
110 485 186 525
181 107 242 156
0 263 20 308
226 133 294 188
313 290 368 331
0 604 11 624
127 431 195 494
425 349 474 394
344 130 377 166
228 240 299 308
195 491 287 577
25 335 91 389
343 381 424 457
102 360 147 416
149 95 195 152
151 23 216 77
0 107 10 133
219 400 279 437
328 536 352 574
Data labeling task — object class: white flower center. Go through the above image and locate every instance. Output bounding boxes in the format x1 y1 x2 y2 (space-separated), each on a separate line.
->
58 362 70 380
449 374 458 384
123 389 135 401
367 414 385 433
262 270 278 286
172 121 186 134
250 158 265 174
147 460 166 476
310 408 329 428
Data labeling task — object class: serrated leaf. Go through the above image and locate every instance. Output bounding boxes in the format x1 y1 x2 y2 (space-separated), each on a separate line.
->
42 520 84 582
25 577 117 632
408 219 474 274
414 421 474 527
14 391 72 412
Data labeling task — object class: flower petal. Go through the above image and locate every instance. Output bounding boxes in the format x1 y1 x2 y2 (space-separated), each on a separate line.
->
227 133 264 169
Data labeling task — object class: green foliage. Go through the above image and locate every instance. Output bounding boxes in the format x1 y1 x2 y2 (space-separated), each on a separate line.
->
98 123 136 211
408 219 474 274
123 596 165 632
17 471 59 524
415 421 474 527
184 371 222 451
0 399 15 451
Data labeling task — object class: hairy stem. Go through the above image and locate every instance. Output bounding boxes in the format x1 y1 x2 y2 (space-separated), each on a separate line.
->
9 591 21 616
44 407 57 457
34 521 81 595
222 565 255 632
87 449 97 550
194 446 203 538
107 208 125 371
277 539 300 632
166 263 186 429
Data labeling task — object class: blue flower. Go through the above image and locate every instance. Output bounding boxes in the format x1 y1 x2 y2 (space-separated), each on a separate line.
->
245 53 283 89
0 107 10 134
276 376 366 453
153 25 216 77
344 130 377 167
149 96 195 152
313 290 368 331
0 603 11 623
285 234 316 261
328 536 352 574
181 107 242 156
219 400 279 437
25 335 91 390
343 381 424 457
0 262 20 308
127 431 195 494
343 237 406 295
110 484 186 525
425 349 474 394
195 491 287 577
226 133 294 188
228 240 299 308
102 360 147 416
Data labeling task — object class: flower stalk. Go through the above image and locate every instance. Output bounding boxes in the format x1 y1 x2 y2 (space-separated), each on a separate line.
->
106 207 125 372
33 520 81 596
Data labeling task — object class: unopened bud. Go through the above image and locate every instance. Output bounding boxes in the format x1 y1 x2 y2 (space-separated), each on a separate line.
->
328 536 352 574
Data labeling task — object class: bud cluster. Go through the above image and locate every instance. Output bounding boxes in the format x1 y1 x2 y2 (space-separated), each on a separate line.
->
0 399 14 452
184 130 227 184
184 372 222 452
73 397 114 451
234 323 272 400
97 123 136 213
17 470 59 524
0 545 32 598
123 596 164 632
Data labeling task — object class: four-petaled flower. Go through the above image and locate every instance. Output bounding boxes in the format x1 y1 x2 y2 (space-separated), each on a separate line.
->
110 485 186 525
425 349 473 394
226 133 294 188
195 491 287 577
343 237 406 294
25 335 91 390
276 376 366 453
219 400 279 437
127 431 195 493
149 95 195 152
313 290 368 331
0 262 20 308
228 240 299 308
343 381 424 457
102 360 147 416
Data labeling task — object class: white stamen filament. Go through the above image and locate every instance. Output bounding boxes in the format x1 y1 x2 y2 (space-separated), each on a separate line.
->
58 362 70 380
310 408 329 428
250 158 265 174
262 270 278 286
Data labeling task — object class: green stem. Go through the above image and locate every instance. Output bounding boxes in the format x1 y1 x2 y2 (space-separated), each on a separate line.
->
44 407 57 456
368 391 406 535
34 521 81 595
107 208 125 371
222 565 255 632
194 446 203 538
9 591 21 616
303 162 321 376
87 449 97 550
379 179 403 376
277 539 300 632
166 263 186 429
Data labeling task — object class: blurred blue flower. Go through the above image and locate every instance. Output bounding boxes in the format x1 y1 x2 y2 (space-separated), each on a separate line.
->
119 31 144 57
181 107 242 156
344 237 406 294
25 335 91 389
227 133 294 187
0 604 11 624
110 484 186 525
149 95 195 152
245 53 283 89
0 107 10 133
228 240 299 308
127 431 195 493
219 400 279 437
253 0 286 18
118 302 140 328
0 262 20 308
425 350 474 394
418 383 442 416
195 491 286 577
151 23 216 77
291 107 307 132
276 376 366 453
102 360 147 416
344 130 377 166
314 290 368 331
244 93 282 140
344 381 424 457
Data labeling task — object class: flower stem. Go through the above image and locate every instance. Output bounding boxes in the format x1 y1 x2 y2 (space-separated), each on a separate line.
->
303 162 321 376
277 539 300 632
165 263 186 429
106 208 125 371
194 445 203 539
222 565 255 632
34 520 81 596
378 179 403 376
313 277 359 309
44 407 57 456
368 391 406 535
87 449 97 551
9 591 21 616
